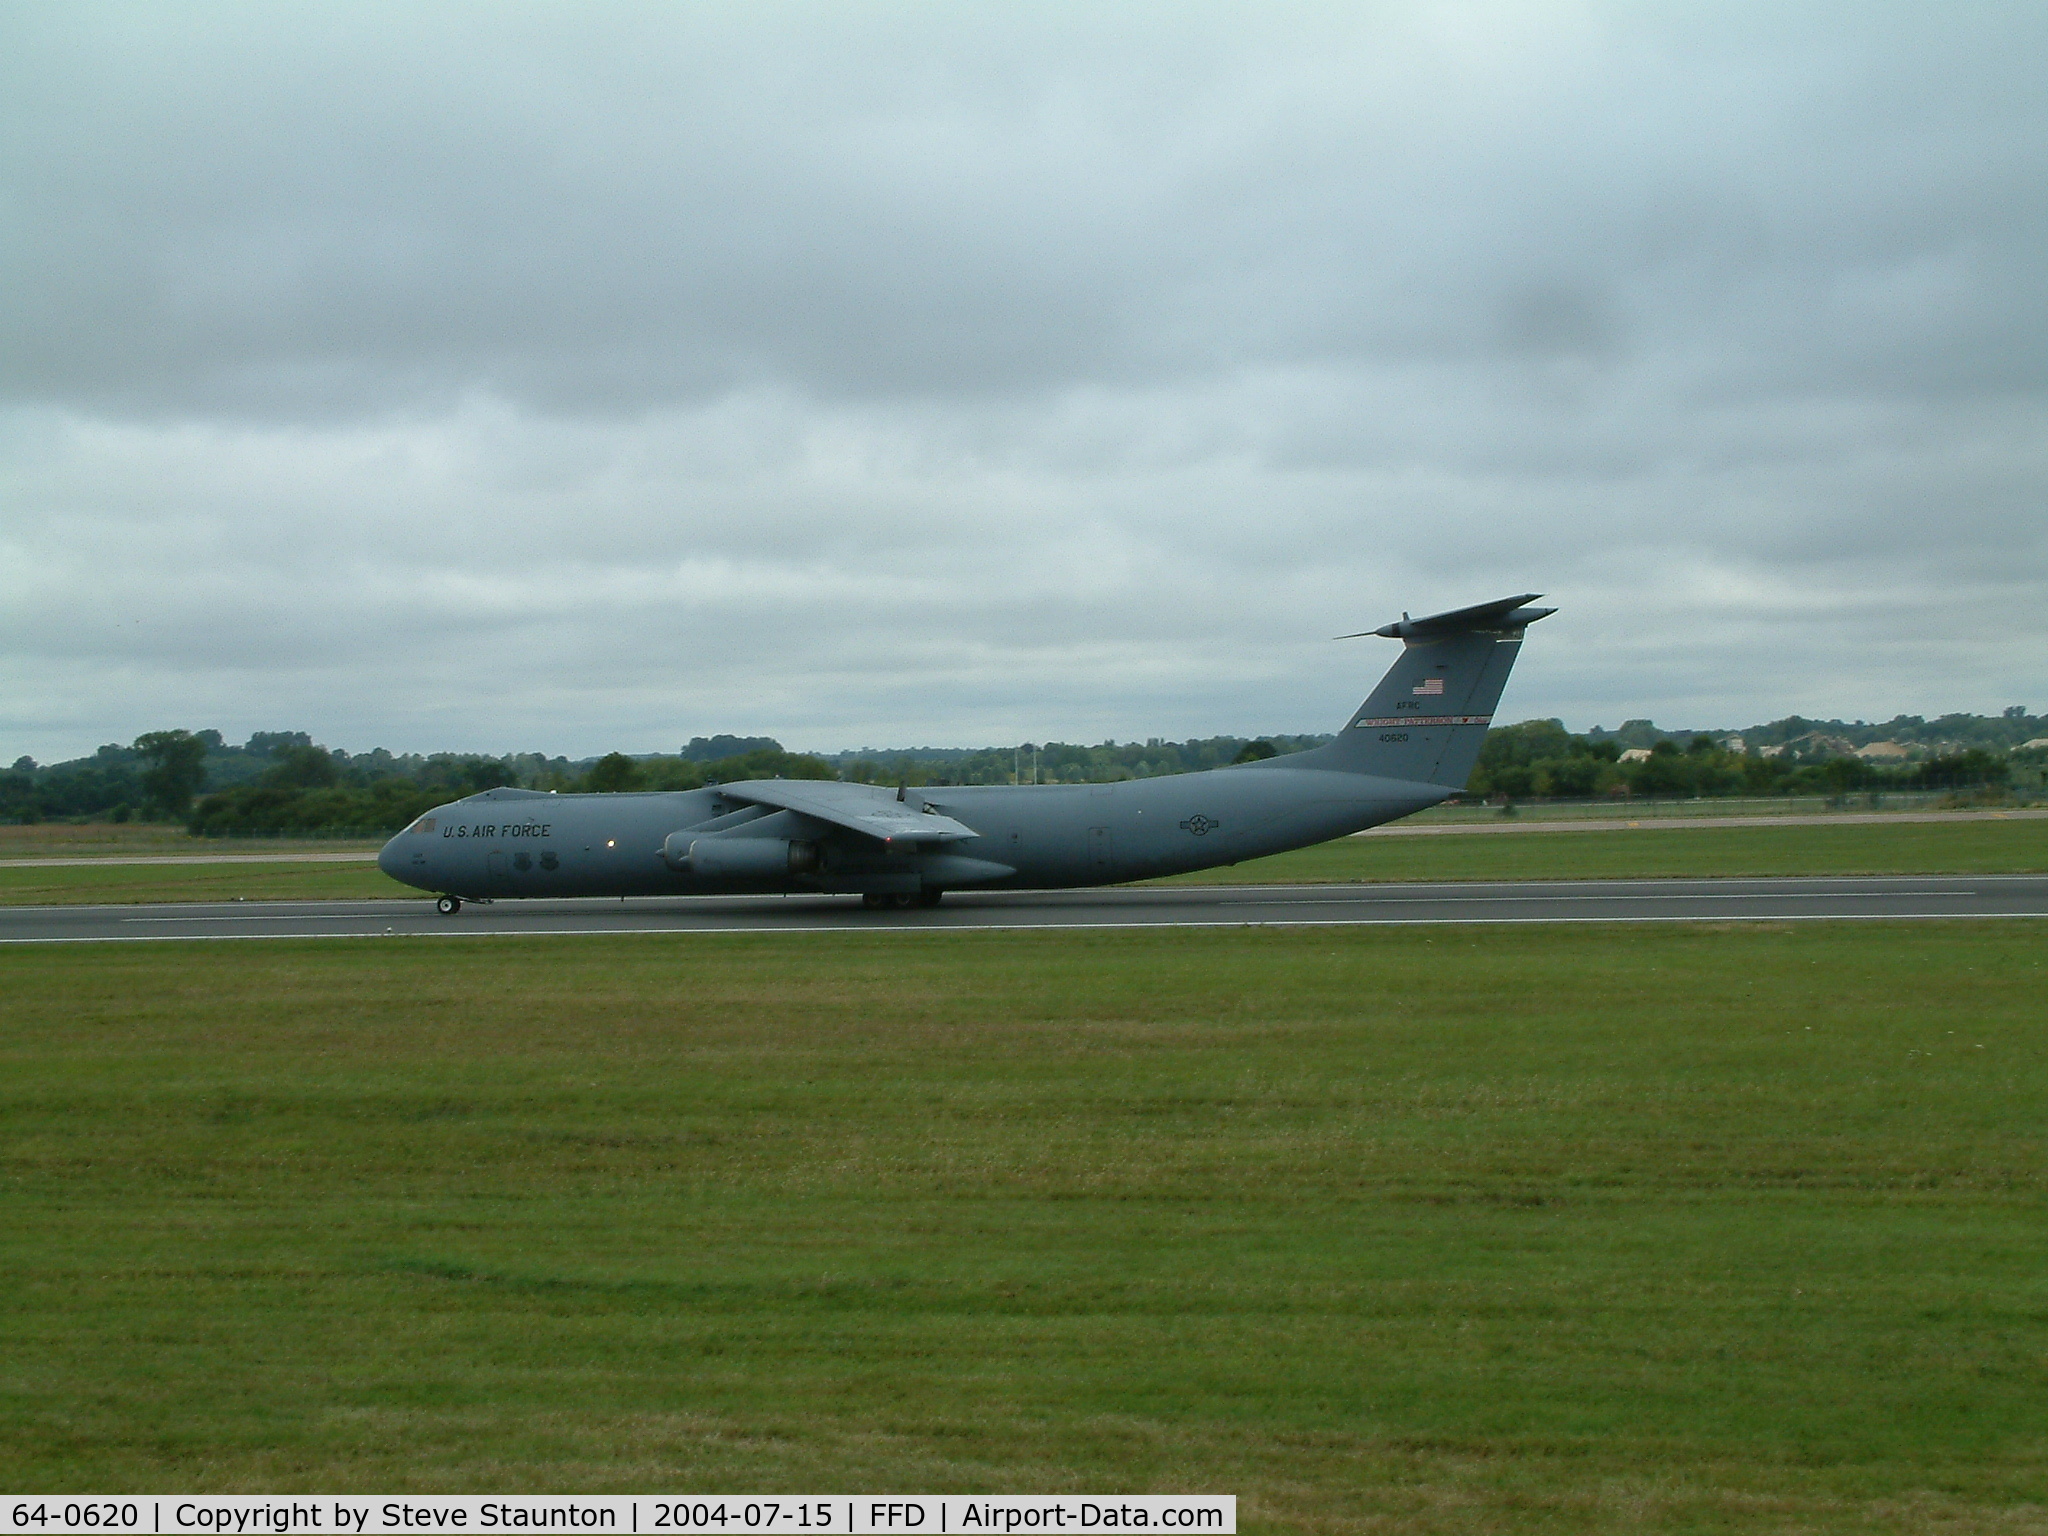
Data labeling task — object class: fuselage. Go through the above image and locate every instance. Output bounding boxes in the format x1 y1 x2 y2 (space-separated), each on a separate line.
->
377 592 1554 907
376 753 1449 902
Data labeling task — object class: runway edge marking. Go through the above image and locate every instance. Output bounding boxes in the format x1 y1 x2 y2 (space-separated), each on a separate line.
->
3 911 2046 944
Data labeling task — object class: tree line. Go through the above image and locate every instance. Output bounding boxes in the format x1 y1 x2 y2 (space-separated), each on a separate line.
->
3 712 2039 835
0 732 844 834
1470 720 2031 802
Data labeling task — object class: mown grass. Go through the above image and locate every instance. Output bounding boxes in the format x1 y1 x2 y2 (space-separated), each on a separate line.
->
1163 816 2048 885
3 818 2043 905
0 823 380 857
0 858 406 905
2 925 2043 1530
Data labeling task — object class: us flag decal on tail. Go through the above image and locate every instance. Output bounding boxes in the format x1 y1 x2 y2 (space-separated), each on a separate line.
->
1412 677 1445 695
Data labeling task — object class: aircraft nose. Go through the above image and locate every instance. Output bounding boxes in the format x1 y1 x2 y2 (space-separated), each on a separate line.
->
376 833 408 883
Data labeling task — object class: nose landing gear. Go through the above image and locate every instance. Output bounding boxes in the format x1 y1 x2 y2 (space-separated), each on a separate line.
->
436 894 462 916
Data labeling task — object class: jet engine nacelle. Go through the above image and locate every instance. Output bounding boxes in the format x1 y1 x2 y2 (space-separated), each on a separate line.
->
667 832 820 877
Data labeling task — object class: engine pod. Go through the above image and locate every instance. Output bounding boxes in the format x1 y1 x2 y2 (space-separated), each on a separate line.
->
682 836 820 877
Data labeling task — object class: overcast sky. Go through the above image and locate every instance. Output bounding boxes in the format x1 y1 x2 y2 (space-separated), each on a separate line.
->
4 3 2043 762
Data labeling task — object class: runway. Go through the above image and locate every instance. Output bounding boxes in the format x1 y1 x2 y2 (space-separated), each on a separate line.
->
4 874 2046 942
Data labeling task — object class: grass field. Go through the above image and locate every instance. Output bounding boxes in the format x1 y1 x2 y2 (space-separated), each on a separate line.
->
0 824 379 858
0 820 392 906
0 858 399 905
1162 817 2048 885
0 817 2042 905
3 924 2043 1529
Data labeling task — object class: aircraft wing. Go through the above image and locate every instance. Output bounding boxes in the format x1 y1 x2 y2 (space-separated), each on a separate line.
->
718 779 979 843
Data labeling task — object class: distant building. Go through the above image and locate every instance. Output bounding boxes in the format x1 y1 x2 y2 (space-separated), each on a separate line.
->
1855 741 1910 761
1618 748 1654 763
1719 736 1745 752
2018 738 2048 753
1779 732 1857 758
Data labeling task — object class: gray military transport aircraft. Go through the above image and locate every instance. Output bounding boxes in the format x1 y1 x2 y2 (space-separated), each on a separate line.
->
378 593 1554 913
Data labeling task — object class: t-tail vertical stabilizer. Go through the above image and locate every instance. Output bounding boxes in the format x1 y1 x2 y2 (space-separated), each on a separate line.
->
1295 593 1556 789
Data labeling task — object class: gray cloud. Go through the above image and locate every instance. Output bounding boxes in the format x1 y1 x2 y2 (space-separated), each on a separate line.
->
3 3 2045 759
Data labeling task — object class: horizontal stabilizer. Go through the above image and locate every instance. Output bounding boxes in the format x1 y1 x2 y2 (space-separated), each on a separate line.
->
1340 593 1555 641
721 779 978 843
1300 591 1554 789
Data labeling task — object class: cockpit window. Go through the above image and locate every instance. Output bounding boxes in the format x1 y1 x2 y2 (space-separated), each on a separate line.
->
409 817 437 835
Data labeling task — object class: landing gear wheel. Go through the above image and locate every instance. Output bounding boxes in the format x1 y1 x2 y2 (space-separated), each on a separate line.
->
436 894 462 916
861 891 890 910
917 888 944 907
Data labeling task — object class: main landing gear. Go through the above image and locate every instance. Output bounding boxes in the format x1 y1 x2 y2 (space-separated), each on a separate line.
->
436 894 462 915
861 890 944 910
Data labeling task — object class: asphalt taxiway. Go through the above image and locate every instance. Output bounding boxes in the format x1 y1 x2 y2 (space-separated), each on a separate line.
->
3 874 2045 942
